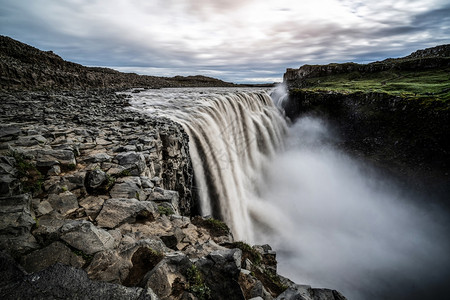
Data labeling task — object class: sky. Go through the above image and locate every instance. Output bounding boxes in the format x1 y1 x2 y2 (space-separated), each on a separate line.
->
1 0 449 83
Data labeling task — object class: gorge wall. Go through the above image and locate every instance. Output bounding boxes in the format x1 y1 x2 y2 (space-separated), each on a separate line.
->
282 44 450 205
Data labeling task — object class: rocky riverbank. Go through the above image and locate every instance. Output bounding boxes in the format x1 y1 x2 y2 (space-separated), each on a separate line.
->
0 89 346 300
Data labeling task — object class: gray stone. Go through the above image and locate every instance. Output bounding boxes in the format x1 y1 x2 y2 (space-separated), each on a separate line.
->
0 251 159 299
115 151 146 175
147 188 179 214
0 126 21 138
110 177 142 199
142 252 191 298
140 176 154 188
195 248 244 300
47 165 61 175
82 153 112 163
35 149 76 167
96 198 156 228
79 196 106 219
0 174 21 196
47 191 78 215
60 220 115 255
31 219 67 245
276 285 347 300
21 241 85 273
36 200 53 216
0 232 40 255
0 194 35 235
86 169 107 189
87 249 132 284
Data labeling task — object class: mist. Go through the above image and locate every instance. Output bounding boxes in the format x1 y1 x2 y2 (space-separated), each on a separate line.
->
252 116 450 299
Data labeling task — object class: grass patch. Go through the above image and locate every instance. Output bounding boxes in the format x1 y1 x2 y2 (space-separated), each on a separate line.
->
157 205 174 216
192 216 230 237
7 151 43 195
301 68 450 102
223 241 262 265
186 265 211 300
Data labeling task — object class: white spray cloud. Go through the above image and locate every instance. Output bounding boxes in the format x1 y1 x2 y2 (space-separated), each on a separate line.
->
253 116 450 299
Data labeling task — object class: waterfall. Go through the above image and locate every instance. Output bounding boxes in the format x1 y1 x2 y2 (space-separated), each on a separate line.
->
130 87 450 299
128 88 287 240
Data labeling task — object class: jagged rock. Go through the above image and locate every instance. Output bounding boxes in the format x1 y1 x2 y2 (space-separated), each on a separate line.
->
96 198 156 228
147 188 179 214
21 241 85 273
85 168 107 189
36 200 53 216
0 194 35 235
141 252 191 298
82 152 112 163
87 249 132 284
78 195 106 219
276 285 347 300
35 149 76 168
59 220 115 255
47 191 78 215
141 176 154 188
0 251 159 299
0 174 20 196
31 218 66 245
110 176 142 199
115 151 146 175
47 164 61 175
195 248 244 300
239 270 273 300
0 125 21 139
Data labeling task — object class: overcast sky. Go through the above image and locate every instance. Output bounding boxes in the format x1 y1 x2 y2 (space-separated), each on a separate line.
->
1 0 449 83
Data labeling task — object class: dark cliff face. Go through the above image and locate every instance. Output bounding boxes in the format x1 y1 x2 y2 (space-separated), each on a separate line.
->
0 35 237 91
284 90 450 204
284 44 450 89
282 44 450 204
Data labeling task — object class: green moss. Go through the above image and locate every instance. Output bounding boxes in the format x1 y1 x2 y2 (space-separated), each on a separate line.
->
7 151 43 195
201 218 230 236
186 265 211 300
157 205 174 216
119 169 131 177
104 174 115 190
225 241 262 265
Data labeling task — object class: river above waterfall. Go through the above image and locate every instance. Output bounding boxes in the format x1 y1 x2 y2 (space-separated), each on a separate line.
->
128 87 450 300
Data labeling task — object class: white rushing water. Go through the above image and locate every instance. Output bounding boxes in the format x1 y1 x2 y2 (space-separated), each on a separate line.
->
129 87 450 300
128 87 287 240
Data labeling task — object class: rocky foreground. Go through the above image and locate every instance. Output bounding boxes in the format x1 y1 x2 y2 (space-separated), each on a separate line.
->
0 89 346 300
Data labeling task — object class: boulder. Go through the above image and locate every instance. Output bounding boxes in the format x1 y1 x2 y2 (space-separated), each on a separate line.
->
21 241 85 273
195 249 244 300
141 252 191 298
147 188 179 214
0 194 35 235
85 168 107 189
109 176 142 199
78 195 106 219
59 220 115 255
82 153 112 164
96 198 156 228
35 149 76 168
276 285 347 300
115 151 146 175
87 249 132 284
47 191 78 215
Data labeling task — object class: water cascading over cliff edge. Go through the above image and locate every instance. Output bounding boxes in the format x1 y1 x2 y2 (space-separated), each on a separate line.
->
128 88 287 240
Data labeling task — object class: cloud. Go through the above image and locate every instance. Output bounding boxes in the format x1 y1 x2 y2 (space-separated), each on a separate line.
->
0 0 449 83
